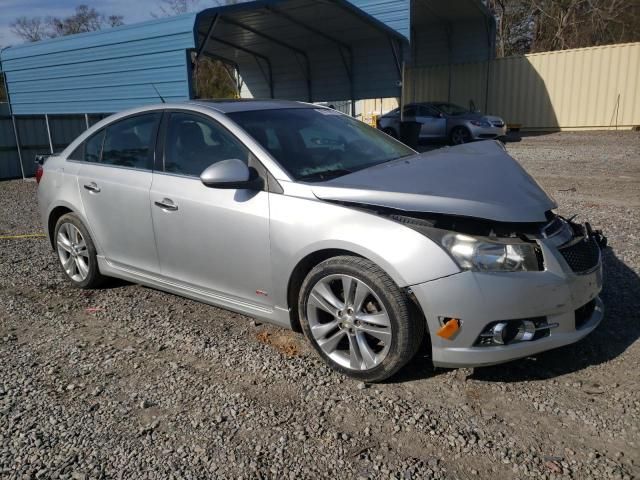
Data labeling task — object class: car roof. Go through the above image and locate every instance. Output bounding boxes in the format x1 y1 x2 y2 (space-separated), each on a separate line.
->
188 99 316 113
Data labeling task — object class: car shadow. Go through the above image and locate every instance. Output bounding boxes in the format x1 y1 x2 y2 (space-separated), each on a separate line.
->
502 130 560 144
392 248 640 384
99 277 132 289
413 130 556 152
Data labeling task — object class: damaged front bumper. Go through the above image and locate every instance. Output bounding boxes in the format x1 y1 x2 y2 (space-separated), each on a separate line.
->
410 225 605 368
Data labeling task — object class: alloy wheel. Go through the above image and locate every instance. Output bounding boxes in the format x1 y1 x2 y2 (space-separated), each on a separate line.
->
451 128 471 145
56 222 90 282
306 274 392 371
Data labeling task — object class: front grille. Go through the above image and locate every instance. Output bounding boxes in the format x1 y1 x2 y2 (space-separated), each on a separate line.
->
558 236 600 274
575 299 596 329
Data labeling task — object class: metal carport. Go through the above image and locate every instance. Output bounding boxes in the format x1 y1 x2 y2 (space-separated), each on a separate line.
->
194 1 408 107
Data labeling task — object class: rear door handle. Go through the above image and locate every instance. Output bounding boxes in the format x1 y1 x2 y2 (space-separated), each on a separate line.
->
83 182 101 193
154 198 178 211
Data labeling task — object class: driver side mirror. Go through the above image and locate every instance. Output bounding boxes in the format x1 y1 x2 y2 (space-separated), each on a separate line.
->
200 159 263 190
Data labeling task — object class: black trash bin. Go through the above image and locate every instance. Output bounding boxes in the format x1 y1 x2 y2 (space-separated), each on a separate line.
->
399 121 421 149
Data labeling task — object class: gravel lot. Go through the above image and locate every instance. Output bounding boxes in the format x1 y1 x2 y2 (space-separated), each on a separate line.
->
1 131 639 479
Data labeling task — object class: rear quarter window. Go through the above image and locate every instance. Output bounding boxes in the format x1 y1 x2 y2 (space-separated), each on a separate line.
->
67 129 105 163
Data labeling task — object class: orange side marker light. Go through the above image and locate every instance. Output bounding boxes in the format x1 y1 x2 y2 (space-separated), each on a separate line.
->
436 319 460 339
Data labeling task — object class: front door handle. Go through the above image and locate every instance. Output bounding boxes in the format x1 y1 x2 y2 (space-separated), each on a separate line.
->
154 198 178 211
83 182 101 193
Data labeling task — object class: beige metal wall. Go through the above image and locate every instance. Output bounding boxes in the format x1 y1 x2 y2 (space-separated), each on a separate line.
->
405 42 640 131
357 98 399 126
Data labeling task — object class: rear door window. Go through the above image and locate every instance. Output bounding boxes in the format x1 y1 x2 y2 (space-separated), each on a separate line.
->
418 105 440 117
403 105 417 117
101 114 160 169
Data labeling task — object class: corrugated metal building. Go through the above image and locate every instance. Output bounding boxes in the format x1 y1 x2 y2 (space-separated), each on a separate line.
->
0 0 495 179
404 42 640 131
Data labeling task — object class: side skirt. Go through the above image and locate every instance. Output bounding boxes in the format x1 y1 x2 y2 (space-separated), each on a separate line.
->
97 256 292 328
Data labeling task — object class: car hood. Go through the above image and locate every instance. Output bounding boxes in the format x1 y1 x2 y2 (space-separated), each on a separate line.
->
311 141 556 223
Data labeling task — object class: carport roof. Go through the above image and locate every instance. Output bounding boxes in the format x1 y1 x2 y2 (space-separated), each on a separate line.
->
192 0 409 101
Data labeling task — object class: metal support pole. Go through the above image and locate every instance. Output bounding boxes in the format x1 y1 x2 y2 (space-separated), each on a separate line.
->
2 60 26 179
446 24 452 103
350 54 356 117
11 115 25 180
196 14 219 60
84 113 90 130
268 62 274 99
389 37 403 80
305 60 312 103
400 61 406 123
44 114 54 153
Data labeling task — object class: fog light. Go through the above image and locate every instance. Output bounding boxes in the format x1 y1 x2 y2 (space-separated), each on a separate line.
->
515 320 536 342
492 322 516 344
477 317 558 347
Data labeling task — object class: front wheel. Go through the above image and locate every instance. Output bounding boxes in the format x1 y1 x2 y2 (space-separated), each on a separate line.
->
450 126 472 145
298 256 424 382
54 213 107 289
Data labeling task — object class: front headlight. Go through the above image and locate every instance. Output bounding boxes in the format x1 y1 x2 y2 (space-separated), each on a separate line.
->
470 119 491 127
390 216 543 272
440 232 540 272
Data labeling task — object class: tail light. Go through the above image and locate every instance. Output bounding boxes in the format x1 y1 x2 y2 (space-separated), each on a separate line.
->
34 154 45 185
35 164 44 184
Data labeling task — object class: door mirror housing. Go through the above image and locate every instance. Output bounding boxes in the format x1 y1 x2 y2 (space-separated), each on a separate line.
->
200 159 263 190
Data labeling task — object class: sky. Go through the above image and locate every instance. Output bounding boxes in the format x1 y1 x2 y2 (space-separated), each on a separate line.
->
0 0 173 47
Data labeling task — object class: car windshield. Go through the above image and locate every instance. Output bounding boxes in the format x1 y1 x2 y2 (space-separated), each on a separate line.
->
228 108 415 181
433 103 469 116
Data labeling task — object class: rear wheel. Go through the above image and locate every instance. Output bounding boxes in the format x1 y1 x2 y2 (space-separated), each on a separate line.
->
298 256 424 382
54 213 107 289
450 126 472 145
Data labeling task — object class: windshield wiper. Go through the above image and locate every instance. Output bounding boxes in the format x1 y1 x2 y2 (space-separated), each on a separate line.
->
298 168 353 182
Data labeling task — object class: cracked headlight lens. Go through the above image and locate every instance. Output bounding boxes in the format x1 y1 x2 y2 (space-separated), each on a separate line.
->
440 232 540 272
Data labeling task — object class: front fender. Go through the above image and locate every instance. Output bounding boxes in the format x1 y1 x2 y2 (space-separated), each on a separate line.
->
269 193 460 310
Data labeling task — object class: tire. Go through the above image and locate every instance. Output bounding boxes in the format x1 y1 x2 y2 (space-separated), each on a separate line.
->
450 126 472 145
382 127 398 139
298 256 424 382
54 213 107 289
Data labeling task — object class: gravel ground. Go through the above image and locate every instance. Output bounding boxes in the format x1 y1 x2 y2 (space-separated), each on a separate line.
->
1 131 639 479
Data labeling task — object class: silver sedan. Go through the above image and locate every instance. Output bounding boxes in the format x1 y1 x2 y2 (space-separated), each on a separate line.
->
37 100 604 382
377 102 507 145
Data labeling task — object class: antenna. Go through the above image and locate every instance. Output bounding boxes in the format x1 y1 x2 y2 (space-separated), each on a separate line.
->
151 84 166 104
